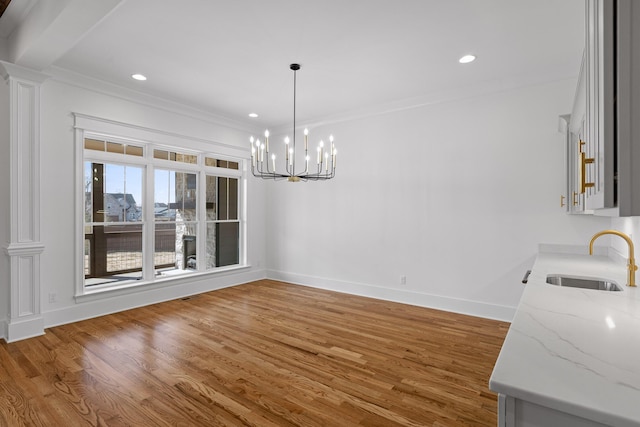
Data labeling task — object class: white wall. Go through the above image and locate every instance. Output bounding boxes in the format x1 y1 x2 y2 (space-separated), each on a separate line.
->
266 78 610 321
611 216 640 258
38 78 267 328
0 77 10 335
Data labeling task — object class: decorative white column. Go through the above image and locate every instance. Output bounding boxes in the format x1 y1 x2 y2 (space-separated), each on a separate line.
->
0 62 48 342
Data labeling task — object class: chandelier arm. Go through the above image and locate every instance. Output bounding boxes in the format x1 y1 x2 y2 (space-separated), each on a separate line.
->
299 163 336 179
252 170 292 180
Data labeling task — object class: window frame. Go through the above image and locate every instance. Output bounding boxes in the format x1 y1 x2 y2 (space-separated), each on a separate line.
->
74 114 247 298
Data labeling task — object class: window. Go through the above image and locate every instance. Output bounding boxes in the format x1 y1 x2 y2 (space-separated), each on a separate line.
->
80 131 245 292
154 169 198 273
153 149 198 164
85 138 144 156
206 175 239 267
205 156 239 170
84 161 144 285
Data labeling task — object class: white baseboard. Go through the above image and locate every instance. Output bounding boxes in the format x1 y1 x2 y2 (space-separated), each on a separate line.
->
266 270 515 322
43 269 266 333
5 315 45 342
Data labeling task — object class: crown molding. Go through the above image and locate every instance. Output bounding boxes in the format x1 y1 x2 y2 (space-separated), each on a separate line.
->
0 60 49 83
268 70 580 135
46 65 262 135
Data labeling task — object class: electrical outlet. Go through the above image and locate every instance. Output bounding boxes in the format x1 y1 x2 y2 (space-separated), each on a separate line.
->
48 293 57 303
400 275 407 285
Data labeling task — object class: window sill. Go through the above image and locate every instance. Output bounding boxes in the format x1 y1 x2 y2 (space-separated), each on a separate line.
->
75 264 251 304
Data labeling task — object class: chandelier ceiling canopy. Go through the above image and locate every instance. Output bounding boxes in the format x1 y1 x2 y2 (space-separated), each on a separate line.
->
250 64 337 182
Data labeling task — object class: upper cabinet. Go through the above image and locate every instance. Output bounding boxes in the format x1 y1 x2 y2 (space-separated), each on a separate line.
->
583 0 615 211
616 0 640 216
566 0 640 216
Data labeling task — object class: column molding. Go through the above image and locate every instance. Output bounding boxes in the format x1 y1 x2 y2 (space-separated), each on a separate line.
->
0 61 48 342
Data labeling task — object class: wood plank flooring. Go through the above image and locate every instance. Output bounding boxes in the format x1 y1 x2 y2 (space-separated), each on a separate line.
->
0 280 509 426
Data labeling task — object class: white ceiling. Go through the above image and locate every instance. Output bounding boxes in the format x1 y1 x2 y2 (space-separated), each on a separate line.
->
1 0 584 130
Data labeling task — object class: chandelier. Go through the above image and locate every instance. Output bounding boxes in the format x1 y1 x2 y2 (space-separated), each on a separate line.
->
250 64 337 182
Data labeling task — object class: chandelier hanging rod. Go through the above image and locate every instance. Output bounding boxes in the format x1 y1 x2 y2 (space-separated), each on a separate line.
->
250 63 337 182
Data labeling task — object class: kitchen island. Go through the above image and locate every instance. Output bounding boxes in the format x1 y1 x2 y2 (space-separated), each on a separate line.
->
490 249 640 426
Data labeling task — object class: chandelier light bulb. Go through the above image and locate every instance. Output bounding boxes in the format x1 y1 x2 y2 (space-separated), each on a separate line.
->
304 128 309 136
285 136 290 144
265 130 270 138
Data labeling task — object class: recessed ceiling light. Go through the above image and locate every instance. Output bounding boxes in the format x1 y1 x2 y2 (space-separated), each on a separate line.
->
459 54 476 64
131 73 147 81
248 113 259 118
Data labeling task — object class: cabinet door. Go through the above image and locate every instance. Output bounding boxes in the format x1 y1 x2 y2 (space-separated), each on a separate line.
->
584 0 615 210
565 57 587 214
570 122 588 213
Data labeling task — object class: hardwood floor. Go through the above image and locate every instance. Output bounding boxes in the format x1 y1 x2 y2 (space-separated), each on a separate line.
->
0 280 509 426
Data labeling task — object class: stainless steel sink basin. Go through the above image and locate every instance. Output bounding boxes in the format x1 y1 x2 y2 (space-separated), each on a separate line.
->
546 274 622 291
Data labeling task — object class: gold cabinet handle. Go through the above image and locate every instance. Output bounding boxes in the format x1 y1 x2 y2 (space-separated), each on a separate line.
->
573 191 579 206
560 195 566 207
579 151 595 193
580 152 595 192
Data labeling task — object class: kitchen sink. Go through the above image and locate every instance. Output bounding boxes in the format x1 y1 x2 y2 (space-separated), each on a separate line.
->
546 274 622 291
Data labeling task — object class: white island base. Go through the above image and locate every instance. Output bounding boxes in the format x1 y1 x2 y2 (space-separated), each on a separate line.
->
498 394 609 427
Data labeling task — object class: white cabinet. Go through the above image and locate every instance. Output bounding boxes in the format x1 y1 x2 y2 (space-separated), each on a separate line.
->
498 394 609 427
565 0 615 213
565 0 640 216
583 0 615 211
563 58 588 214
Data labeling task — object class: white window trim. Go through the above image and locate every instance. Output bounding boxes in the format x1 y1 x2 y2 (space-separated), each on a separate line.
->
74 113 248 298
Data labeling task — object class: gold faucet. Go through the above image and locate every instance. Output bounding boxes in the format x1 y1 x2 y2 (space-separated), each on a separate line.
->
589 230 637 287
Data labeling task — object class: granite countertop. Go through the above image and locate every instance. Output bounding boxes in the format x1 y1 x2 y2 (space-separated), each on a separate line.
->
489 250 640 426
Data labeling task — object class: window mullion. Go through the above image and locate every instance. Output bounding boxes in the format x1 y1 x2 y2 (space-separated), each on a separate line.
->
198 170 206 272
144 157 155 281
